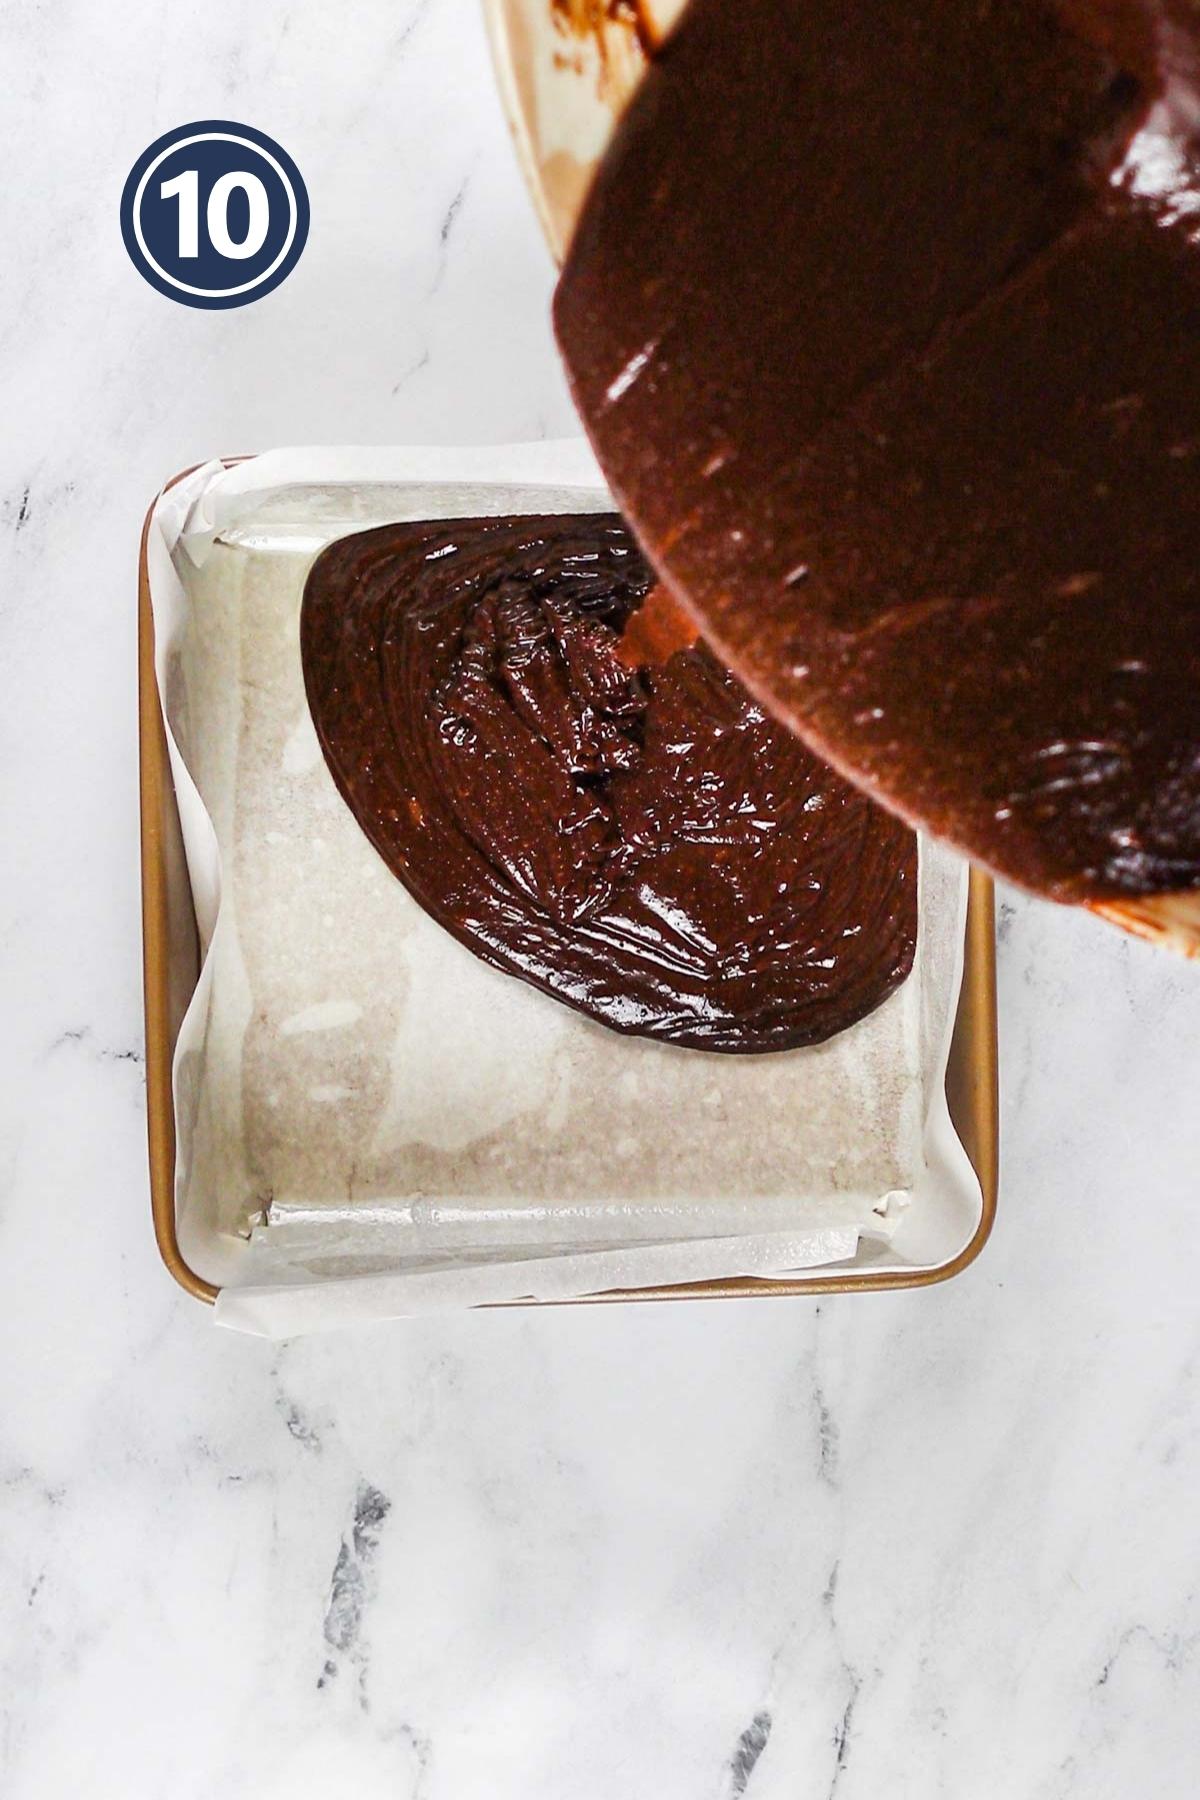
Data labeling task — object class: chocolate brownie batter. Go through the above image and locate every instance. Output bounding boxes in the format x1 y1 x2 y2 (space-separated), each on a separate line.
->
554 0 1200 904
301 514 917 1052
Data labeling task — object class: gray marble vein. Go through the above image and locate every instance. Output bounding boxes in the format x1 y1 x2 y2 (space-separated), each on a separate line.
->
727 1710 772 1797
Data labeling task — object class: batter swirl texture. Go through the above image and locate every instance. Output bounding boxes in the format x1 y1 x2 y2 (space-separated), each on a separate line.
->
301 513 917 1052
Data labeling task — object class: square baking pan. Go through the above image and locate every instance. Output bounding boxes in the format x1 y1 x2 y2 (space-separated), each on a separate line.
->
138 464 998 1312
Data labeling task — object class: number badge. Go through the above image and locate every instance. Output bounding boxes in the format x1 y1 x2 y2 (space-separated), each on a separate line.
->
120 121 309 309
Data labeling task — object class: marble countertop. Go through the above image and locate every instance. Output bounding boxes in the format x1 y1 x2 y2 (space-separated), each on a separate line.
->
3 2 1199 1794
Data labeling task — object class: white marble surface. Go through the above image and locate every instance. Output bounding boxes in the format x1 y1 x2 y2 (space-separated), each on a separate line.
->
3 2 1200 1794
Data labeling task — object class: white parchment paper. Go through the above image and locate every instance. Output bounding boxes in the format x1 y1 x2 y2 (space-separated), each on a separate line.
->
145 445 981 1335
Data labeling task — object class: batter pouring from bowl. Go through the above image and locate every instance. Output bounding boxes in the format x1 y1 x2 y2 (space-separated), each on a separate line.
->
553 0 1200 948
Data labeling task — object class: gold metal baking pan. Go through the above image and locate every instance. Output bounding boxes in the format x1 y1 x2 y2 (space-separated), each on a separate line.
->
138 472 998 1310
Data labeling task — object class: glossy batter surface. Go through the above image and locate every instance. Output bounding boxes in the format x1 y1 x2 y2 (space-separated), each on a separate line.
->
554 0 1200 904
301 514 917 1051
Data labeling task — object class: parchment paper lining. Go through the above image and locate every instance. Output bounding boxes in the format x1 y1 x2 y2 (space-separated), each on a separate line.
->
145 446 980 1335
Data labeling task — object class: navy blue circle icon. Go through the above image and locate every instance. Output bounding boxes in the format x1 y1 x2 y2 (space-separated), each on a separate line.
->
120 121 309 308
